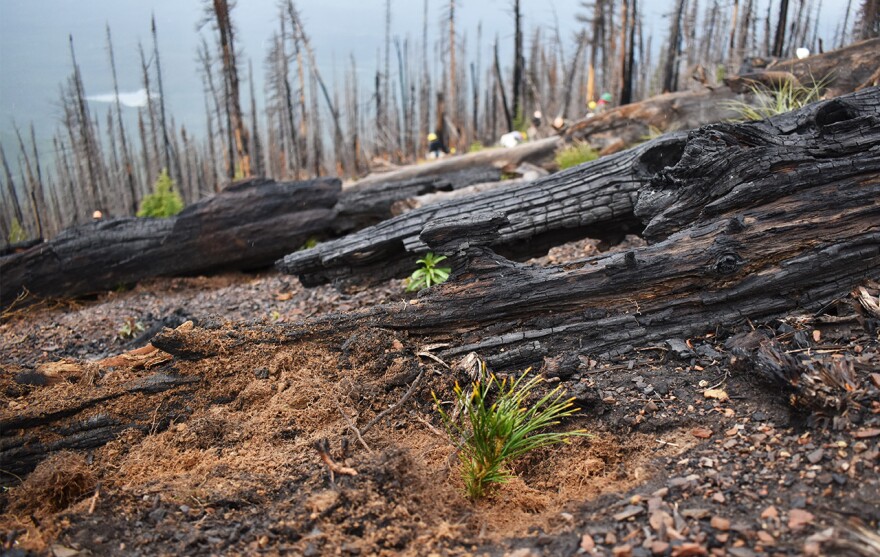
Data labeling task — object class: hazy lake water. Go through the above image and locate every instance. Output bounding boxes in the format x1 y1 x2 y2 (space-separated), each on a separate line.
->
0 0 847 162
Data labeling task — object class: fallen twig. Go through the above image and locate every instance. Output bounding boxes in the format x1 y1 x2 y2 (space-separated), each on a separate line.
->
313 439 358 482
334 399 374 454
361 368 426 435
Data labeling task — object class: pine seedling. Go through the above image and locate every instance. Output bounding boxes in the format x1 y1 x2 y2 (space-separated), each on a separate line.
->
434 365 588 499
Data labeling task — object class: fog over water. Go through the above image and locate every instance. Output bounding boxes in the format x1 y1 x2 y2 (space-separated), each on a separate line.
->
0 0 848 159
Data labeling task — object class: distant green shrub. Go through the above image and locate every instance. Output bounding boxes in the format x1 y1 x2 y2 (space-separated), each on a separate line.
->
137 169 183 218
8 218 26 244
468 141 485 153
555 142 599 170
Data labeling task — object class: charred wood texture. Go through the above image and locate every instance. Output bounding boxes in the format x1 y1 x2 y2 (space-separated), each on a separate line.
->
1 139 560 308
277 134 687 288
275 87 879 370
0 178 339 307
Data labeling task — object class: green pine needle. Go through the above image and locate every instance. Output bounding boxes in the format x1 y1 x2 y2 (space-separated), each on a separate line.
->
433 364 589 499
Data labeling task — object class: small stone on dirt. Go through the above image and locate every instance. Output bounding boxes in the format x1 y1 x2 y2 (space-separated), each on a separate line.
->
612 544 633 557
691 427 713 439
788 508 815 531
650 541 670 555
671 542 707 556
806 448 824 464
580 534 596 552
614 505 644 521
760 505 778 519
710 516 730 531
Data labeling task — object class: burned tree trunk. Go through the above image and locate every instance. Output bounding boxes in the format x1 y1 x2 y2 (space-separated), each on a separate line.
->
1 138 561 307
0 178 339 307
335 137 560 224
269 88 880 370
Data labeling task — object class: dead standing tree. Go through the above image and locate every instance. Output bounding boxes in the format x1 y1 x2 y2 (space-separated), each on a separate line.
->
205 0 251 179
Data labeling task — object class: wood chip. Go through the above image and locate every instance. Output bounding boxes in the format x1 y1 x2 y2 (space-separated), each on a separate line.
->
704 388 729 401
852 428 880 439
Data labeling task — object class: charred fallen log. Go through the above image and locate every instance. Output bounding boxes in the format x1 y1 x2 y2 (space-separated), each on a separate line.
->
277 134 687 288
1 139 562 308
336 137 560 226
269 88 880 370
0 178 339 308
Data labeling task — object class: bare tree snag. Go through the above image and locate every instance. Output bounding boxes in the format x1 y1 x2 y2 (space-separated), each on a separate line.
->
277 134 687 288
270 88 879 371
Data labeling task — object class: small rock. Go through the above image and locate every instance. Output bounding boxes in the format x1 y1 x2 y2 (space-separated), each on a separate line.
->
612 544 633 557
650 510 674 531
671 542 707 556
606 532 618 545
788 508 815 531
650 541 670 555
254 368 270 379
691 427 713 439
727 548 756 557
614 505 644 521
760 505 778 519
51 546 80 557
710 516 730 531
806 448 824 464
756 530 775 545
653 381 670 395
580 534 596 552
712 492 726 504
505 549 540 557
751 411 768 421
179 505 190 514
666 339 695 360
681 508 711 519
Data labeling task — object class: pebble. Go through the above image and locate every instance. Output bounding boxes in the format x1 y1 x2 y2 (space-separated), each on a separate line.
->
614 505 644 521
788 508 815 531
580 534 595 552
806 448 824 464
760 505 778 519
650 541 670 555
612 544 633 557
709 516 730 531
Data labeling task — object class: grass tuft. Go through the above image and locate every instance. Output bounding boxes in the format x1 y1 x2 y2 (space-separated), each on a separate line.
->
434 365 589 499
725 76 828 121
555 142 599 170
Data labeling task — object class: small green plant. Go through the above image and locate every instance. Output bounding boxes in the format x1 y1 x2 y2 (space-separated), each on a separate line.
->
726 76 828 121
137 169 184 218
7 217 27 244
118 317 145 340
298 236 320 251
468 141 485 153
555 142 599 170
434 366 588 499
405 252 451 292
